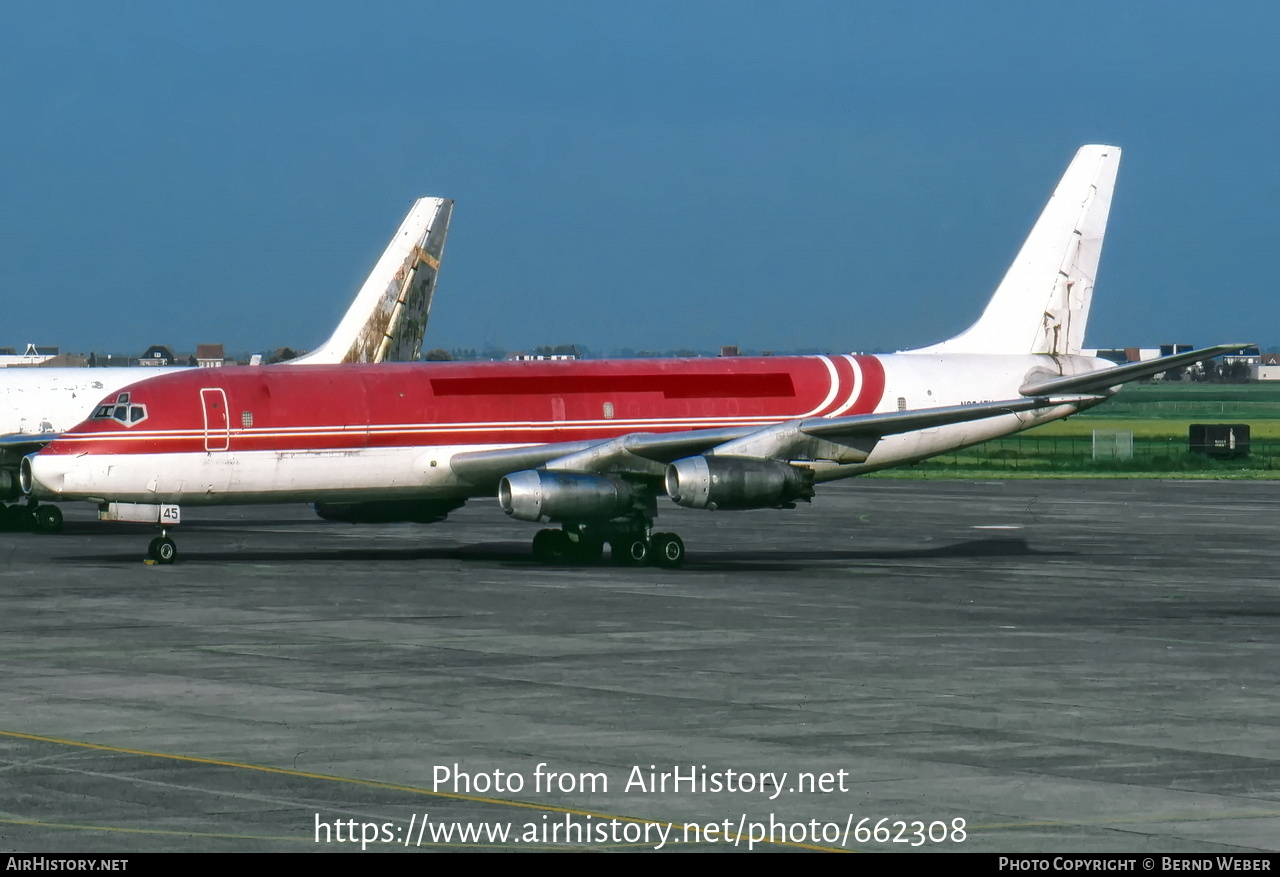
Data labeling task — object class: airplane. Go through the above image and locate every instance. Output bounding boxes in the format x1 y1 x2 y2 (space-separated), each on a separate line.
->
22 145 1245 565
0 196 453 533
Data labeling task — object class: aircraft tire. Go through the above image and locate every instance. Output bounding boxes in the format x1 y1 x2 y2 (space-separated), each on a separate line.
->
650 532 685 568
532 528 571 562
570 537 604 563
33 505 63 534
148 537 178 564
3 504 32 532
612 537 649 566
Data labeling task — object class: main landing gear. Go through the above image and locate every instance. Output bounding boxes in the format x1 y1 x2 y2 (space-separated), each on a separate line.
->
0 501 63 533
609 531 685 567
530 527 685 568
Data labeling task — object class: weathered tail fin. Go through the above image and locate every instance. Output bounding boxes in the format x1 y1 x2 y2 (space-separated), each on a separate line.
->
292 197 453 365
913 145 1120 356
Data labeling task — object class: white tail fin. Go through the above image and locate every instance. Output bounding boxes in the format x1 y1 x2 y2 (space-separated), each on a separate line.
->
913 145 1120 356
292 197 453 365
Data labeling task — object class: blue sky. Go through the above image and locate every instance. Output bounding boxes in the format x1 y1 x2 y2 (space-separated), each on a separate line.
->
2 2 1275 355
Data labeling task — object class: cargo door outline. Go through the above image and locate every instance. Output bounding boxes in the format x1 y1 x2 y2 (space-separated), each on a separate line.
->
201 388 230 451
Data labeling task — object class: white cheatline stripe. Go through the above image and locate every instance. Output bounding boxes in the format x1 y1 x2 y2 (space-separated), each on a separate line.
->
53 418 787 447
799 355 840 417
825 355 865 417
55 417 785 443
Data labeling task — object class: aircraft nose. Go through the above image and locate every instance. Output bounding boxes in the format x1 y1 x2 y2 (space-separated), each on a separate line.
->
22 453 69 498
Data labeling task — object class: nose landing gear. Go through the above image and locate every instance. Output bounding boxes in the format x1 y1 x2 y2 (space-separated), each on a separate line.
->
137 505 182 564
147 532 178 564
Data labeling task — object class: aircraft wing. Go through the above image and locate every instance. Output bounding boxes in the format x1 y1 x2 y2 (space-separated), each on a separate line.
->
0 432 59 457
450 395 1086 485
448 427 757 485
1019 344 1251 396
652 395 1095 465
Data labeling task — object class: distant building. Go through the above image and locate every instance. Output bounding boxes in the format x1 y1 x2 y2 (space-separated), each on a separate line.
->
196 343 226 368
139 345 176 367
0 343 58 368
1086 348 1131 365
1254 355 1280 381
505 352 577 361
1220 346 1261 366
34 353 88 368
1084 347 1160 364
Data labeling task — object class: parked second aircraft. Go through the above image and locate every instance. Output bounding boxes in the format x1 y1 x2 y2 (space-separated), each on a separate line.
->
1 196 452 532
23 146 1243 564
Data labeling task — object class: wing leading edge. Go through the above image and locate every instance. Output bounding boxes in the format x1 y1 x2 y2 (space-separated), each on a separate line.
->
0 433 59 454
449 394 1094 487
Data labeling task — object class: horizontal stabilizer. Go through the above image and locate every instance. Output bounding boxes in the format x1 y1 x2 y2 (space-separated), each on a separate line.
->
1019 344 1251 396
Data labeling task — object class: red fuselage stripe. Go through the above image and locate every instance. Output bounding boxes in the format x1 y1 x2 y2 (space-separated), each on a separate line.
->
431 373 797 398
45 356 889 457
854 355 886 415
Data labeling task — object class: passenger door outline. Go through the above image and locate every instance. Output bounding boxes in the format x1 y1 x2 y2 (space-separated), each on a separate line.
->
201 388 230 451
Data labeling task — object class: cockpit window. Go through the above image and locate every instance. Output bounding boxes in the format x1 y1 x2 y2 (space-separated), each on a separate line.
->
92 393 148 427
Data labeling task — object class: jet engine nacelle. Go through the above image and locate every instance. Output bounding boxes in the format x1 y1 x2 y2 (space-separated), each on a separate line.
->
499 470 640 523
665 456 815 510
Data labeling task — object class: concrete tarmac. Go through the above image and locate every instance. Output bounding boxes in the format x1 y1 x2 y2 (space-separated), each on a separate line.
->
2 478 1279 853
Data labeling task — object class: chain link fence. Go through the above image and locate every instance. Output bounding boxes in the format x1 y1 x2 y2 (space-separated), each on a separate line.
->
914 436 1280 472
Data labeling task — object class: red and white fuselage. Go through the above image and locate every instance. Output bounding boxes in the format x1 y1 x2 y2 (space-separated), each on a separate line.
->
24 352 1100 506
